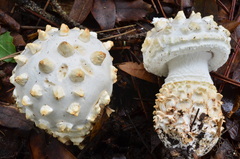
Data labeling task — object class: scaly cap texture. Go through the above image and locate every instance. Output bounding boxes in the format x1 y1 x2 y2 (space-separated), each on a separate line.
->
142 11 231 77
10 24 117 147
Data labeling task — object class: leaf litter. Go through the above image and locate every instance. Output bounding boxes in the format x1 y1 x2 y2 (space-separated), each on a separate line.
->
1 0 240 158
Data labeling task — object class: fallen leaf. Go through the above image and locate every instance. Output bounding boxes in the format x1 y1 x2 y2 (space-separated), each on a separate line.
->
228 95 240 118
221 20 240 33
0 0 15 13
91 0 116 30
30 129 47 159
214 139 235 159
162 0 175 4
115 0 152 22
193 0 218 20
117 62 158 83
69 0 93 24
46 138 76 159
10 32 26 48
0 31 16 62
233 63 240 82
0 104 34 131
151 129 161 153
225 118 240 141
57 0 74 15
0 9 20 32
0 126 23 159
175 0 193 8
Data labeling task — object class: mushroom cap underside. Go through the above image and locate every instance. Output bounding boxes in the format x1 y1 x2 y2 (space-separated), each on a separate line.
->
141 11 231 77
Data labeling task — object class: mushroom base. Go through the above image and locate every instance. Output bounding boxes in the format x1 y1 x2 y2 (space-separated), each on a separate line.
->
153 81 224 158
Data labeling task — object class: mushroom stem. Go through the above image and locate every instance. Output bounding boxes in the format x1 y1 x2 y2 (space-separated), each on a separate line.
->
165 52 213 84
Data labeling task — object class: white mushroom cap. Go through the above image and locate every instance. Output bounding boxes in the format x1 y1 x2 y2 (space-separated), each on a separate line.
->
10 24 117 146
142 11 231 77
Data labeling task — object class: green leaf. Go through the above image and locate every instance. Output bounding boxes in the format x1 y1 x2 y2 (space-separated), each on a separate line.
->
0 31 16 62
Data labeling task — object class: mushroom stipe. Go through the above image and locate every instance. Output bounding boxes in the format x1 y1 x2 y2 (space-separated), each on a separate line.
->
142 11 231 158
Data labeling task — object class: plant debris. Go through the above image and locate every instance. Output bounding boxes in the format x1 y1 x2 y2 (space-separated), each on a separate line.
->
1 0 240 158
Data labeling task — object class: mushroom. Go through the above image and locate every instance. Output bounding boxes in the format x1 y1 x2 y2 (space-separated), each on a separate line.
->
10 24 117 146
141 11 231 158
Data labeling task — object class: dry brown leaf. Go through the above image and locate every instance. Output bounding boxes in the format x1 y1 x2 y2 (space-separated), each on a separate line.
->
233 62 240 82
0 0 15 13
0 104 34 131
91 0 116 30
0 126 23 158
90 110 109 141
151 129 161 153
117 62 158 83
0 9 20 32
214 139 235 159
46 138 76 159
10 32 26 47
30 129 47 159
194 0 218 20
218 0 231 22
162 0 175 4
175 0 193 8
228 95 240 118
115 0 152 22
69 0 93 24
225 118 240 141
221 20 240 33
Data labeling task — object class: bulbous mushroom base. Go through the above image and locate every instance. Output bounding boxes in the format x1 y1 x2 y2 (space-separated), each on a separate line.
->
153 81 224 158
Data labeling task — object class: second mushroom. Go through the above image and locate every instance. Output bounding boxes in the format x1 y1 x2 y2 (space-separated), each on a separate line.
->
141 11 231 158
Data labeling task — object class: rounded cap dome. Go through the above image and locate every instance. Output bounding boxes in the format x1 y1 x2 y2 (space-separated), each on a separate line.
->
10 24 117 145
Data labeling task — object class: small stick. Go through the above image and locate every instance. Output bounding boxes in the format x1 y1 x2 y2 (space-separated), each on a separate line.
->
150 0 159 14
210 72 240 88
157 0 167 18
96 24 136 33
20 6 59 27
221 120 240 135
99 29 136 41
190 108 200 132
36 0 51 26
51 0 84 28
0 51 22 61
216 0 230 13
21 26 46 30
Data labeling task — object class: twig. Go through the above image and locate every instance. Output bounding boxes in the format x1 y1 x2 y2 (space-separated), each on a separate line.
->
36 0 50 26
180 0 183 11
136 22 150 31
219 38 240 93
51 0 84 28
96 24 136 33
221 120 240 135
99 29 136 41
210 72 240 87
16 0 61 26
0 130 5 136
150 0 159 14
157 0 167 18
190 108 200 132
216 0 230 14
6 87 15 93
229 0 236 21
20 6 59 27
21 26 46 30
0 51 22 61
